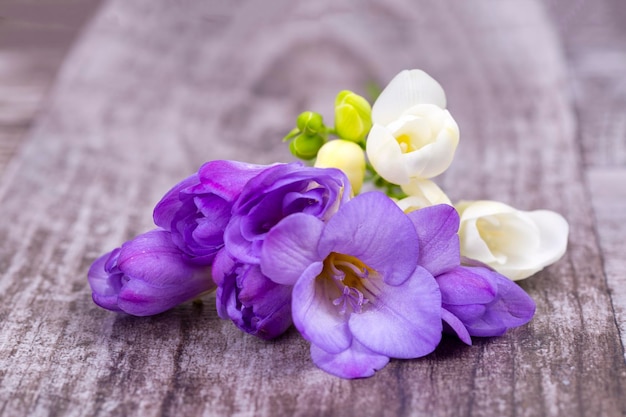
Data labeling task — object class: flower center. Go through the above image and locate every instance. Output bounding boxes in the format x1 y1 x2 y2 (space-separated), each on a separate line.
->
396 134 417 153
320 252 377 315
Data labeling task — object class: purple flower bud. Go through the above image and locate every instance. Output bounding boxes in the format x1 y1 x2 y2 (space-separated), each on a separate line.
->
212 249 292 340
437 264 536 345
224 162 351 264
153 160 271 264
88 229 215 316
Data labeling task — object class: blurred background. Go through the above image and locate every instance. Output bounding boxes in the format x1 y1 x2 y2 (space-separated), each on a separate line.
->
0 0 102 174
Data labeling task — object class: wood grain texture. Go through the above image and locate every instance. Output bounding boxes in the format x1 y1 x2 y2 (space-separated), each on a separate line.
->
545 0 626 167
0 1 625 416
0 50 61 177
0 0 104 176
588 169 626 362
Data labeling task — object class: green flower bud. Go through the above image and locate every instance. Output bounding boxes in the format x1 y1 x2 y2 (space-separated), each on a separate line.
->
289 133 325 160
334 90 372 143
296 111 324 136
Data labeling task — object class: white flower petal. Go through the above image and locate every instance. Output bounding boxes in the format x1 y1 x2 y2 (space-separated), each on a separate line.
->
372 70 447 126
457 200 517 220
526 210 569 268
400 122 459 179
397 179 451 212
477 212 540 258
459 218 499 263
366 123 409 185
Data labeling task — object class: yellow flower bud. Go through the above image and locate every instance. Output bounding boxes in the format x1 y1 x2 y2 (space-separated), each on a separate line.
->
315 140 366 194
334 90 372 143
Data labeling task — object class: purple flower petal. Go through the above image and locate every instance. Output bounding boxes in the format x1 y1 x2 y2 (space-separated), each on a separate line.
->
438 265 536 340
437 266 497 305
233 163 348 215
153 174 199 228
240 164 348 205
292 263 352 354
283 188 326 217
117 272 210 317
117 230 192 283
237 265 293 339
464 268 536 336
223 216 260 264
212 248 235 288
441 308 472 345
349 266 442 358
407 204 460 276
464 321 507 337
444 304 488 323
212 249 236 319
225 163 350 264
88 250 123 312
318 192 419 286
215 261 293 340
310 340 390 379
165 193 231 263
197 160 272 202
261 213 325 285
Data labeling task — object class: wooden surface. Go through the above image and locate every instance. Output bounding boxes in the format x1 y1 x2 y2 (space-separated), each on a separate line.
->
1 1 625 416
0 0 103 176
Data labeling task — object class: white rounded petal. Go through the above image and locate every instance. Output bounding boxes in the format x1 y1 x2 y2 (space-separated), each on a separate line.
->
401 104 447 129
397 179 451 212
400 120 459 179
459 218 499 263
526 210 569 268
457 200 517 220
389 116 432 148
457 201 570 281
366 123 409 185
372 70 447 126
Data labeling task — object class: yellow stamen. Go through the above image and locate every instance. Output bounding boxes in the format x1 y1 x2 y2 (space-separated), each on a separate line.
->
396 134 415 153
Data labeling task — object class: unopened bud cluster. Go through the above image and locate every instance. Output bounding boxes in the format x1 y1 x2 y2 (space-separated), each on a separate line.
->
283 90 372 192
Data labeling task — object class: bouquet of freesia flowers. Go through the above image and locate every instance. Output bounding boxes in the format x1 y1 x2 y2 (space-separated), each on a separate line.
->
88 70 569 379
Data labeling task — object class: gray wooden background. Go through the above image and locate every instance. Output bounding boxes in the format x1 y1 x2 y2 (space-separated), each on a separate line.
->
1 1 625 416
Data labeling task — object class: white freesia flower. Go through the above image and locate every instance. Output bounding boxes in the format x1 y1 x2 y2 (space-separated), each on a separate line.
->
315 139 366 194
456 200 569 281
366 69 460 185
396 179 451 213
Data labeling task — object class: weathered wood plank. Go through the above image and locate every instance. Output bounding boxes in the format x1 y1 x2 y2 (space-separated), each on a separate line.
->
545 0 626 167
588 168 626 361
0 1 625 416
0 50 60 176
0 0 104 176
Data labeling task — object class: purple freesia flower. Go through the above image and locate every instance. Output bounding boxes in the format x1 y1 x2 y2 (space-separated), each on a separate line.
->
224 163 351 264
212 248 292 339
260 192 444 379
437 263 536 345
88 229 215 316
153 160 271 264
